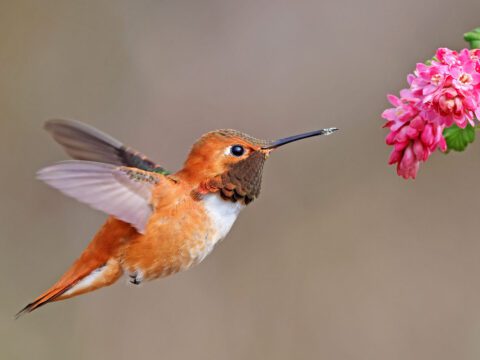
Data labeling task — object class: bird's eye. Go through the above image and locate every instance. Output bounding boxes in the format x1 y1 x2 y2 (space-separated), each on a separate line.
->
230 145 245 157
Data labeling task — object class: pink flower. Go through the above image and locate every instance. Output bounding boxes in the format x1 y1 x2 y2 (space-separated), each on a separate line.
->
381 89 419 131
383 47 480 179
429 85 477 128
383 93 446 179
412 48 480 128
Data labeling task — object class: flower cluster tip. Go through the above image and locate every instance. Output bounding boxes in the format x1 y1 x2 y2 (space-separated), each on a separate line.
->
383 47 480 179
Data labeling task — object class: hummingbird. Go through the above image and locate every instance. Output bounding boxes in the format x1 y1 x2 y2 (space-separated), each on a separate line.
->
16 119 337 317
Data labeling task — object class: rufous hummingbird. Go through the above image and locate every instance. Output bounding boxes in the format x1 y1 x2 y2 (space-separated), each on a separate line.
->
16 119 337 317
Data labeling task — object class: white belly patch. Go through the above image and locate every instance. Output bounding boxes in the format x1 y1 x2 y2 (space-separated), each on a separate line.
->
203 193 244 241
186 194 244 264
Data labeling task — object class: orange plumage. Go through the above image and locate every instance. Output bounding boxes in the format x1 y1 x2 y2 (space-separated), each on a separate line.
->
16 120 336 317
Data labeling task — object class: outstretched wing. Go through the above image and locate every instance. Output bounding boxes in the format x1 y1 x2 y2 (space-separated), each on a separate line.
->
37 161 166 233
44 119 170 175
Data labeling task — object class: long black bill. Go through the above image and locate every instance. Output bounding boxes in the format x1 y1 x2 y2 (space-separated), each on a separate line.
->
263 128 338 149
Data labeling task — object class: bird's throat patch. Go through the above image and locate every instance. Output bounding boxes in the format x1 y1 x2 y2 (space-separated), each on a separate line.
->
194 151 266 204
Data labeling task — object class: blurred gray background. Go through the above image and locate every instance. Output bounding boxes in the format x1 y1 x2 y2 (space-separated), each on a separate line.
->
2 1 480 359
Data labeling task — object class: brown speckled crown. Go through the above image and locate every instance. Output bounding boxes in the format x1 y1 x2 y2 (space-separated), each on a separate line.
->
214 129 273 148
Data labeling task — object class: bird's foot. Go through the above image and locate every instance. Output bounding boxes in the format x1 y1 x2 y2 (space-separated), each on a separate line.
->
128 271 143 285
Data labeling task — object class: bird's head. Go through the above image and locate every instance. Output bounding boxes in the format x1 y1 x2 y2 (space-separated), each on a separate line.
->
180 128 338 204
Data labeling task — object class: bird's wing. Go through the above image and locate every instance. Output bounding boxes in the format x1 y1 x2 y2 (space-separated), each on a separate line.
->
44 119 170 175
37 160 168 233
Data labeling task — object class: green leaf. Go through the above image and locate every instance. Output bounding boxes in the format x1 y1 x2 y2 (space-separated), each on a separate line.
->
464 27 480 49
443 124 476 152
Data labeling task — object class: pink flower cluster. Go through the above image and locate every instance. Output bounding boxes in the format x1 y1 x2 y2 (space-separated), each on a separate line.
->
383 48 480 179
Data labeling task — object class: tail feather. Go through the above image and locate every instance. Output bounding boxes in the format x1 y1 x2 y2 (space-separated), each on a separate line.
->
16 258 123 319
16 218 134 318
15 285 74 319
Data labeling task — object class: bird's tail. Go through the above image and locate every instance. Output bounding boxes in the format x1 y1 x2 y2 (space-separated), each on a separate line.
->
15 219 132 318
16 257 123 318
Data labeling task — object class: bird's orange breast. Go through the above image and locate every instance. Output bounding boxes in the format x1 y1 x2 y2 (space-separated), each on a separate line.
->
120 185 219 280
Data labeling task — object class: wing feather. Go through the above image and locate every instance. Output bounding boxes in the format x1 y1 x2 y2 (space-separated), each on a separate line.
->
44 119 169 174
37 161 163 233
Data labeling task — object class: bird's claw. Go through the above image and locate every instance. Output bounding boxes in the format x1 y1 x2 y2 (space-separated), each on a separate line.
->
129 272 142 285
